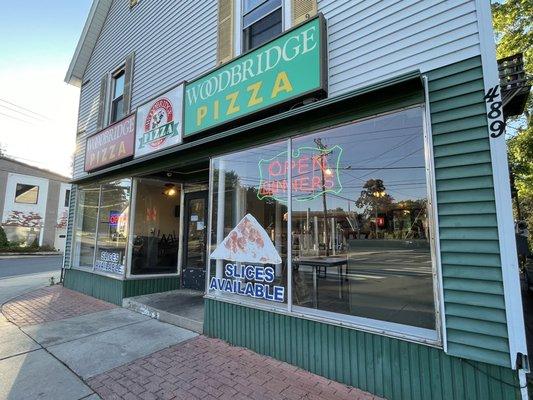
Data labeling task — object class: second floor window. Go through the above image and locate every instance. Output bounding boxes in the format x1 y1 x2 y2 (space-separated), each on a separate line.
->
110 67 125 123
243 0 282 52
15 184 39 204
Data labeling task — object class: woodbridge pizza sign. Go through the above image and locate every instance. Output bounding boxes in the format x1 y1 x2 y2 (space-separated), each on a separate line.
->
183 15 326 137
85 114 135 172
134 84 184 158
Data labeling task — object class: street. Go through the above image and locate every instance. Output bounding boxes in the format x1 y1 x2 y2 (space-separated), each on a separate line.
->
0 255 62 279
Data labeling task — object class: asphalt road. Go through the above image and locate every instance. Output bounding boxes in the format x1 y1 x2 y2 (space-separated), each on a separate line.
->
0 255 62 279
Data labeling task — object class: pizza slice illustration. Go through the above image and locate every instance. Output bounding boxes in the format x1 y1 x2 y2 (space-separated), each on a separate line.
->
210 214 282 265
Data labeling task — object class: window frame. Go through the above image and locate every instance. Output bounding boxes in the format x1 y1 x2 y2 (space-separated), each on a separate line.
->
234 0 292 56
205 105 444 346
64 189 71 208
14 183 39 204
70 179 132 280
124 177 184 280
109 66 126 124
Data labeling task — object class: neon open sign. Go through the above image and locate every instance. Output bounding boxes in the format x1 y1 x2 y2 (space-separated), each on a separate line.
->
258 145 343 202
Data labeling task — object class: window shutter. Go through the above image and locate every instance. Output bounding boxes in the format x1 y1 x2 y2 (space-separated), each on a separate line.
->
96 74 108 130
217 0 234 65
292 0 318 26
123 52 135 115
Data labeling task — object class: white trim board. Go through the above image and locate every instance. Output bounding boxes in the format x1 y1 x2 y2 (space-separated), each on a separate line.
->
474 0 528 375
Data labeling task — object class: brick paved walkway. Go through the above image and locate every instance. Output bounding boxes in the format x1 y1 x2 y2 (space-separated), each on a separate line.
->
1 285 115 326
88 336 382 400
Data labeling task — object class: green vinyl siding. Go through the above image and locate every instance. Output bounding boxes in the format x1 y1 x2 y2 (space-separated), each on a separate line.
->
123 276 180 298
64 268 123 305
63 268 180 305
426 56 510 367
204 299 519 400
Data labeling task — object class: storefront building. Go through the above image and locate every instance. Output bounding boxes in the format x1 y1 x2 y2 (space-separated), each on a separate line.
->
64 1 528 398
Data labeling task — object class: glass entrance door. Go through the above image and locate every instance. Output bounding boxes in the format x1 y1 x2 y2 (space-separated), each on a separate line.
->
182 191 208 290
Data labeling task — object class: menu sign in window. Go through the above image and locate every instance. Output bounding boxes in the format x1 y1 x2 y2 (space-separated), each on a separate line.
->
183 15 326 137
85 114 135 172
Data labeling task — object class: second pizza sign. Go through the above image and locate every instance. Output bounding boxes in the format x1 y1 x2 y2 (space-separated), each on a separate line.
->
134 83 184 158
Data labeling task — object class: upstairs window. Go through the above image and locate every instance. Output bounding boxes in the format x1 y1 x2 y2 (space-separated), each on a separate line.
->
110 67 125 124
64 189 71 207
242 0 282 52
15 184 39 204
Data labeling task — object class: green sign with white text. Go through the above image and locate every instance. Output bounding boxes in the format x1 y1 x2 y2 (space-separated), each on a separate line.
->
183 15 326 137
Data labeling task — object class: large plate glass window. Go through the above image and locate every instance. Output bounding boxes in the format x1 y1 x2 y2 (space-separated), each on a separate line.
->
94 179 131 275
209 140 288 306
72 185 100 268
243 0 283 52
131 178 181 275
290 107 436 331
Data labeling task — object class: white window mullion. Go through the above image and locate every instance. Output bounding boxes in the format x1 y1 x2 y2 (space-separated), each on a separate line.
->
283 0 291 30
234 0 243 56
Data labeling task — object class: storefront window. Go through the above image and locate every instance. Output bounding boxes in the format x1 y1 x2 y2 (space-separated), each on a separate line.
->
94 179 131 275
72 185 100 268
131 178 181 275
208 107 436 334
291 107 435 330
209 140 288 305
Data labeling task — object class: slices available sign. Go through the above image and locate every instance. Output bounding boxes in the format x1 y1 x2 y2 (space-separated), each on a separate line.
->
209 214 285 302
135 84 183 158
210 214 281 264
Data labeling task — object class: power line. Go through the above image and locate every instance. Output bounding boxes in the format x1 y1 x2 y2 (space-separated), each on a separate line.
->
0 103 47 123
0 111 34 125
0 98 50 121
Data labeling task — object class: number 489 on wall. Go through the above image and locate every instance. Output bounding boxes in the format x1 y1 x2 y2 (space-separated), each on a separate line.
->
484 85 505 138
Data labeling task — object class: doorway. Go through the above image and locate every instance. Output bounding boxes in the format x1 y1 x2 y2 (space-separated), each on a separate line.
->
182 190 208 290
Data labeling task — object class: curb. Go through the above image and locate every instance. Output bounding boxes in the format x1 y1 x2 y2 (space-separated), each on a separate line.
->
123 297 203 334
0 252 63 258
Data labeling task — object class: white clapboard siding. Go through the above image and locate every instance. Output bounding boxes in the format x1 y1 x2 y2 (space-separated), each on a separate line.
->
73 0 218 179
73 0 480 179
320 0 481 96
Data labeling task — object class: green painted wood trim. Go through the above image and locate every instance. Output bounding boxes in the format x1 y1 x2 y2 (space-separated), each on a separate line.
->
73 76 424 184
63 268 123 305
204 299 520 400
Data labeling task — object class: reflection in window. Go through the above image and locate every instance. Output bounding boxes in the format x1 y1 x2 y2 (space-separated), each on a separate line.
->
210 140 288 305
131 178 180 275
72 186 100 268
290 107 435 330
15 184 39 204
95 180 130 275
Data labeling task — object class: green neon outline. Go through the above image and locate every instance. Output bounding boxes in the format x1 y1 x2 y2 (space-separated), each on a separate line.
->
257 145 343 203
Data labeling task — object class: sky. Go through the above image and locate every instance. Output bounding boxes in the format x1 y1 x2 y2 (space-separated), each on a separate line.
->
0 0 93 177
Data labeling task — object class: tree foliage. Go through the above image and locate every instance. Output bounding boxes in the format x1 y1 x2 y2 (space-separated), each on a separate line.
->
355 179 394 217
492 0 533 248
492 0 532 123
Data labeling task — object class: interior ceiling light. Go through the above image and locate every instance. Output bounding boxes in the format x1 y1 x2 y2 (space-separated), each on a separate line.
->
163 183 177 196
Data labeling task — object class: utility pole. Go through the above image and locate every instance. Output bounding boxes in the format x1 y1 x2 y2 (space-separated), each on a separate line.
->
314 138 330 256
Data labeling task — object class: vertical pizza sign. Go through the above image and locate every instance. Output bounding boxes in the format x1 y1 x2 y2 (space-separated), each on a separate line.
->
134 84 184 158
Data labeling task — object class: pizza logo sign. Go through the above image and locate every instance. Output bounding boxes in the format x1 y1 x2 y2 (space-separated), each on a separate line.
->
138 97 178 149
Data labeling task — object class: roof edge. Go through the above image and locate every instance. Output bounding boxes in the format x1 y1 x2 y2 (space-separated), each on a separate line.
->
64 0 110 87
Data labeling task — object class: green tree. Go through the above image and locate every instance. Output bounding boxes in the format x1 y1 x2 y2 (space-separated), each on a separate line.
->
492 0 533 248
0 226 8 248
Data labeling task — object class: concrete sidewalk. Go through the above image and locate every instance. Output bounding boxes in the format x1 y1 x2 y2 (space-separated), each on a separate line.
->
1 285 380 400
0 286 197 400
